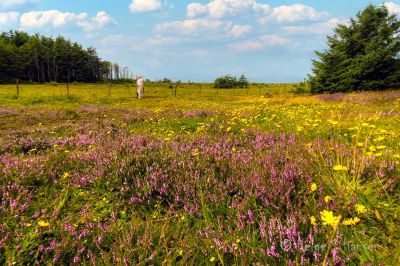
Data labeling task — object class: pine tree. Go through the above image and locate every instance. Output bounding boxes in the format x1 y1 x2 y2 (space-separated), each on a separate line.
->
237 74 249 88
309 4 400 93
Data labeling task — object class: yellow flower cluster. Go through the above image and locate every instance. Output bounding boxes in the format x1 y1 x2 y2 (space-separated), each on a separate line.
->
320 210 341 229
355 204 367 214
333 165 348 171
343 217 360 226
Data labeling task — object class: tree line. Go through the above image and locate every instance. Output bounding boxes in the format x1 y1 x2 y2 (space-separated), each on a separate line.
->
0 31 132 84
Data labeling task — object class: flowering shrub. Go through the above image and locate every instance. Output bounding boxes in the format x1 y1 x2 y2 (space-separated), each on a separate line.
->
0 89 399 265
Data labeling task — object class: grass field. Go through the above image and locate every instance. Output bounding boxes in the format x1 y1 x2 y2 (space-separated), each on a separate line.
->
0 83 399 265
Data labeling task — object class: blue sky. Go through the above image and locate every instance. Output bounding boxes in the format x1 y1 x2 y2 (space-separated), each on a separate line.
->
1 0 399 82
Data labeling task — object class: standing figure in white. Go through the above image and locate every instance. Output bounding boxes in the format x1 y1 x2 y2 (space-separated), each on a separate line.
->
136 74 144 99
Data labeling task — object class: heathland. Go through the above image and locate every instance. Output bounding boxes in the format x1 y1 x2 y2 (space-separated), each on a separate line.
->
0 83 399 265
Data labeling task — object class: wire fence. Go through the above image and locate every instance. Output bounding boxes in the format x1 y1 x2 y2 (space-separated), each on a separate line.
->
0 82 297 104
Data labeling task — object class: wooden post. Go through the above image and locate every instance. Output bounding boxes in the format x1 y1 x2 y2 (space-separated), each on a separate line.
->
174 83 177 97
108 81 111 97
247 86 249 96
16 78 19 97
67 71 70 98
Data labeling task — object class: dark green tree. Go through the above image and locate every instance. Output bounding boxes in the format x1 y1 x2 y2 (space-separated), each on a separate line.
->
309 4 400 93
237 74 249 88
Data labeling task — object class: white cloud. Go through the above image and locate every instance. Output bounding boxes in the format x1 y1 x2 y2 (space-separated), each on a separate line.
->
0 11 19 26
20 10 115 31
76 11 116 32
259 4 328 24
156 18 232 35
383 2 400 15
156 18 251 39
20 10 86 28
187 2 208 18
230 39 263 52
129 0 161 13
228 24 251 38
0 0 40 10
187 0 270 18
252 2 270 14
230 34 289 52
284 18 345 35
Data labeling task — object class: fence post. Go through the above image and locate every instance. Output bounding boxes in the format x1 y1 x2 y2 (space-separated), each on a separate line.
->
108 81 111 97
16 78 19 97
67 71 70 98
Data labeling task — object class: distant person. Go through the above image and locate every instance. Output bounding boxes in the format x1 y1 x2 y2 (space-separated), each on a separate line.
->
136 74 144 99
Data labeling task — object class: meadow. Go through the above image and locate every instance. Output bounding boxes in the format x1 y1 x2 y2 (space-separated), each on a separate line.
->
0 83 399 265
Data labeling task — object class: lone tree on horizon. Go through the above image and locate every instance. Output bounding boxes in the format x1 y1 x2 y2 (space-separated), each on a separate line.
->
309 4 400 93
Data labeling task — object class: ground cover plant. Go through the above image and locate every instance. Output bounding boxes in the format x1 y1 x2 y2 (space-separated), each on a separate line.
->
0 84 399 265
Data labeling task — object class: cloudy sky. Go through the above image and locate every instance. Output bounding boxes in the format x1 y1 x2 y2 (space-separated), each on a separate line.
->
1 0 399 82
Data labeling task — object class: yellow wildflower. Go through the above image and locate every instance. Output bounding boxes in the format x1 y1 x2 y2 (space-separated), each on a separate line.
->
333 165 348 171
310 216 317 226
38 221 50 227
63 172 70 179
355 204 367 214
311 183 317 192
324 196 332 203
320 210 341 229
343 217 360 226
369 146 376 152
210 257 216 262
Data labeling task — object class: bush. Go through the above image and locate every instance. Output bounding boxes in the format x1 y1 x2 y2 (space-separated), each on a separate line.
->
291 81 308 95
214 74 248 89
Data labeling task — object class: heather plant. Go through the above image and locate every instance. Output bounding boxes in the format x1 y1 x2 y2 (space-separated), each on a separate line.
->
0 85 399 265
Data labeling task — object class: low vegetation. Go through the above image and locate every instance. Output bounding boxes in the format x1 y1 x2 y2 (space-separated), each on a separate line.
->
0 84 399 265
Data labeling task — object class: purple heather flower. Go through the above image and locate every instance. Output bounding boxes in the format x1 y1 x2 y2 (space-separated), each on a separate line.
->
248 210 255 220
73 255 80 264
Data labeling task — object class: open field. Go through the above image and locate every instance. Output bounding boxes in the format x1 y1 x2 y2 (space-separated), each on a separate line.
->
0 84 399 265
